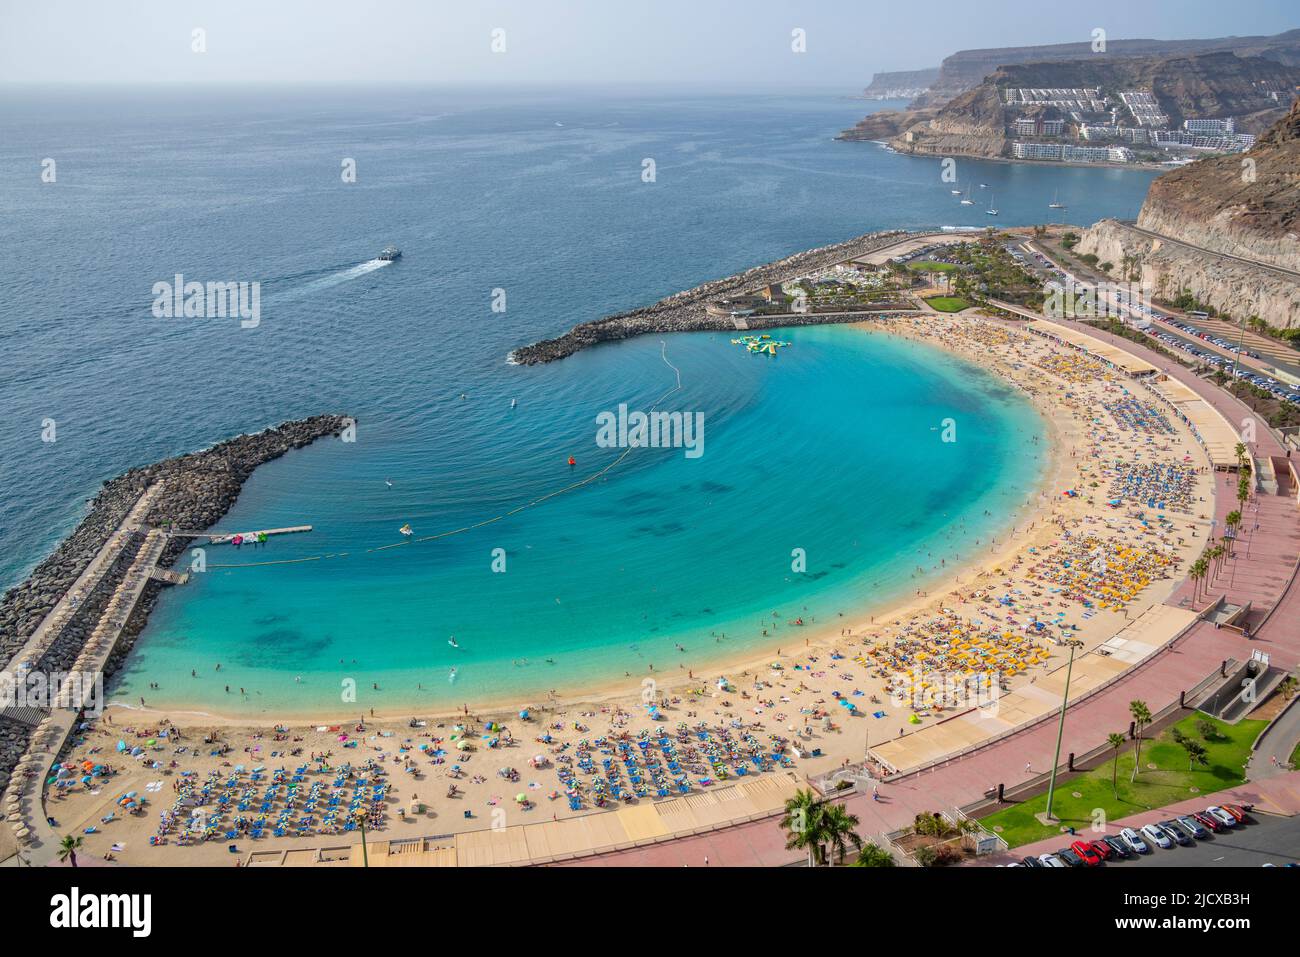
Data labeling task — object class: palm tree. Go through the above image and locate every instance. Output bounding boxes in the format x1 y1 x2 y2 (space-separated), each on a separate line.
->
822 803 865 865
1279 675 1298 702
852 842 897 867
1234 442 1247 469
1189 557 1206 602
1107 732 1126 798
1182 739 1209 772
58 834 83 868
781 789 827 867
1129 700 1152 782
1225 510 1242 555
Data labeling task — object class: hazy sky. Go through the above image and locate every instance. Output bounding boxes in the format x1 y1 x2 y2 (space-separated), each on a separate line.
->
1 0 1296 88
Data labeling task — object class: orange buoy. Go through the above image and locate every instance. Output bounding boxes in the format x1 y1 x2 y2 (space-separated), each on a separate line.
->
568 456 576 466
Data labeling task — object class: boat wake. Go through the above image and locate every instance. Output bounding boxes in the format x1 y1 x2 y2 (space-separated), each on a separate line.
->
270 258 392 303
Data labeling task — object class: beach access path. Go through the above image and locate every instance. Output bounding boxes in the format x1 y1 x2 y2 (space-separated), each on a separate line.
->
561 313 1300 867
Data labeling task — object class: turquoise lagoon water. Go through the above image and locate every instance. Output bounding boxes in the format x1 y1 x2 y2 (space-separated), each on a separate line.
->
0 88 1157 716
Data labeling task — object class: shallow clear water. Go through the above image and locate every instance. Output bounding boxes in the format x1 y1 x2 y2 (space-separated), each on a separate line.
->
0 88 1156 715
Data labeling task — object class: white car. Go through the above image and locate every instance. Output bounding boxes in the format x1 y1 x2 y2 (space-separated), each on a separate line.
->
1120 827 1149 854
1038 853 1066 868
1141 823 1174 849
1206 806 1238 828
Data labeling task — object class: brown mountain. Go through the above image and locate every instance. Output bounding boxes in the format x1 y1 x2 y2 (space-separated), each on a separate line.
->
1139 94 1300 270
1078 97 1300 330
921 28 1300 104
871 51 1300 159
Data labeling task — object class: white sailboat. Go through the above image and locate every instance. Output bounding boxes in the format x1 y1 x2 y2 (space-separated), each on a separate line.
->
959 185 975 205
986 192 999 215
950 183 962 195
1049 189 1066 209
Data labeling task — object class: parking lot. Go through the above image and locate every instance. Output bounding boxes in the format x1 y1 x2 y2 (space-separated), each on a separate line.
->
984 806 1300 868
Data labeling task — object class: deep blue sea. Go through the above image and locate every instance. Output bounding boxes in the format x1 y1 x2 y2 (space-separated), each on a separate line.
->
0 88 1158 716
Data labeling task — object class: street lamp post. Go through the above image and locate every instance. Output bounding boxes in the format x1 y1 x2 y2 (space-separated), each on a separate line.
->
355 809 369 868
1044 639 1084 822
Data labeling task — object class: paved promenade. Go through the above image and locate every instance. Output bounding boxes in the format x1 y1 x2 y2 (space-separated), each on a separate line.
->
1 485 160 680
4 486 167 865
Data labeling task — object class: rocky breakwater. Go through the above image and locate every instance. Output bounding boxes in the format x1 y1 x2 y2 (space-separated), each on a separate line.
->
0 414 349 791
511 229 910 364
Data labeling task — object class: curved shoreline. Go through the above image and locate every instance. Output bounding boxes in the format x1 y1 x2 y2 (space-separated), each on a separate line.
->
37 311 1227 867
111 316 1064 726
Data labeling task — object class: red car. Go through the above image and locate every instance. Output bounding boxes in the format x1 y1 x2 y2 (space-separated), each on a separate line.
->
1219 803 1248 822
1088 839 1114 861
1070 840 1103 866
1192 811 1225 833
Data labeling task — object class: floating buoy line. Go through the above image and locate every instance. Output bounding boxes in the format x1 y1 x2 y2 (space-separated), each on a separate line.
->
209 341 683 569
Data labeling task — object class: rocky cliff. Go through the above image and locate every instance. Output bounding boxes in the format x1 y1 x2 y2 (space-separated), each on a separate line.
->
1136 95 1300 272
1078 219 1300 331
837 107 940 142
875 52 1300 160
924 28 1300 103
1077 95 1300 331
862 68 940 100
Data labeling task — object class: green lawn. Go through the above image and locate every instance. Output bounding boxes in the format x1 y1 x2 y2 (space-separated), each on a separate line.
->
907 260 960 273
979 715 1264 848
925 296 971 313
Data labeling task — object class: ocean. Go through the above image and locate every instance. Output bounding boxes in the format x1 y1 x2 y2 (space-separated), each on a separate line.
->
0 87 1158 715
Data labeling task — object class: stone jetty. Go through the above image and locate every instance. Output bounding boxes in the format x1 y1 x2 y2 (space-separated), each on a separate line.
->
510 228 913 364
0 414 350 791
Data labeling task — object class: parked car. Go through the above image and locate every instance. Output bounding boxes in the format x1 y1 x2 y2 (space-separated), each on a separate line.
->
1177 816 1209 839
1141 824 1174 850
1219 803 1249 823
1088 839 1114 861
1158 821 1193 846
1056 847 1085 867
1206 806 1238 828
1070 841 1103 866
1038 853 1066 868
1022 855 1044 868
1120 827 1150 854
1192 811 1225 833
1101 835 1132 859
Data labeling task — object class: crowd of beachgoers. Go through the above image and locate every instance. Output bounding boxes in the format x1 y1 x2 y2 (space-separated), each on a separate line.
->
39 313 1214 865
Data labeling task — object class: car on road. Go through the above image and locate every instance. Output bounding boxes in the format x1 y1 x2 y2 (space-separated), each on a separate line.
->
1141 824 1174 850
1038 853 1066 868
1158 821 1194 846
1206 806 1238 829
1101 835 1132 859
1192 811 1225 833
1070 841 1103 866
1120 827 1150 854
1177 816 1210 839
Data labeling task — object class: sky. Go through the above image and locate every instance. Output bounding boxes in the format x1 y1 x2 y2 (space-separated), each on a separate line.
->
1 0 1296 89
